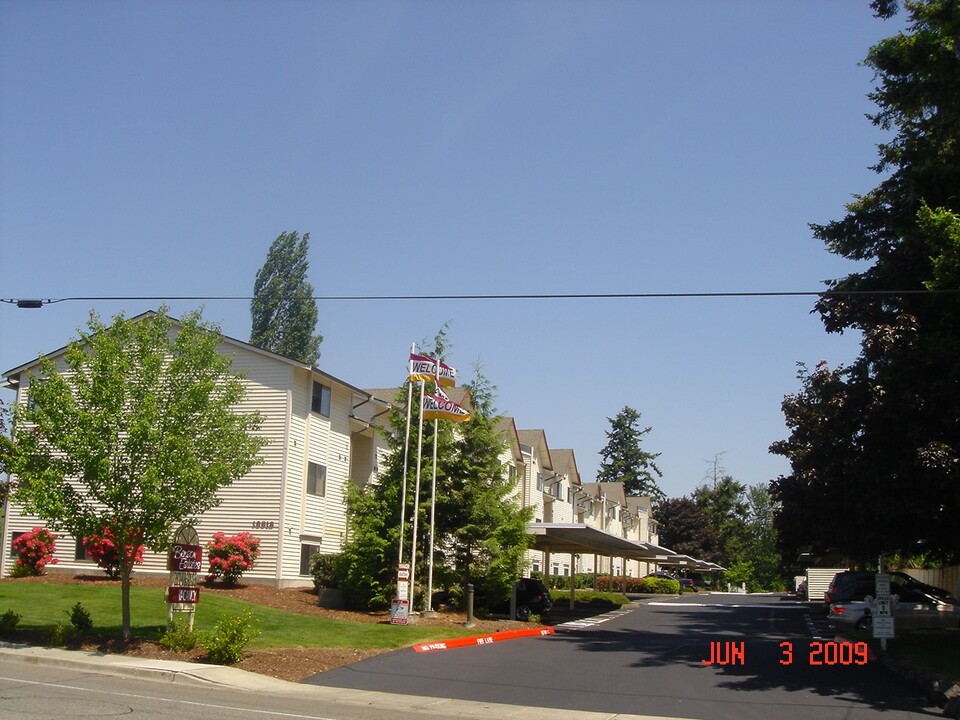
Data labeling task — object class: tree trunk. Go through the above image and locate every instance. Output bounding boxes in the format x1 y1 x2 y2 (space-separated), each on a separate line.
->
120 560 133 642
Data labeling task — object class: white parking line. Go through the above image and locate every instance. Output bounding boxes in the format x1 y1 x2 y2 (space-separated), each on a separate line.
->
555 607 636 629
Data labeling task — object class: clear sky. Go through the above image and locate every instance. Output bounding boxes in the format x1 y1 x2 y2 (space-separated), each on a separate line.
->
0 2 904 499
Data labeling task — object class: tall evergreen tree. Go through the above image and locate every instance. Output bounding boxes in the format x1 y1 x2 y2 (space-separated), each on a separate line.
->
597 406 664 501
772 0 960 564
250 231 322 365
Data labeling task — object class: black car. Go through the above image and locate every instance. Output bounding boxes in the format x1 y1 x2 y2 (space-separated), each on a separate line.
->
824 571 956 607
487 578 553 621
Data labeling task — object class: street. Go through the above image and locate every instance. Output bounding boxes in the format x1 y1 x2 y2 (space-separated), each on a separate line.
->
0 595 943 720
308 594 941 719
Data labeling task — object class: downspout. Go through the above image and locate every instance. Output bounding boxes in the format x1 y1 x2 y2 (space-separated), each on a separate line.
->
275 368 294 584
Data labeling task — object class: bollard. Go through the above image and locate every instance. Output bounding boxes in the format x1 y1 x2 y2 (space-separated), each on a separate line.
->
465 583 476 629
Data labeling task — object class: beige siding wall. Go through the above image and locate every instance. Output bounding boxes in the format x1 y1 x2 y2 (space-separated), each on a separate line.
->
1 342 295 583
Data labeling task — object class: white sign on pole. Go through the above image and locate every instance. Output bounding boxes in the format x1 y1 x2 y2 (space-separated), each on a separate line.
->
875 573 891 601
873 615 895 638
873 572 895 641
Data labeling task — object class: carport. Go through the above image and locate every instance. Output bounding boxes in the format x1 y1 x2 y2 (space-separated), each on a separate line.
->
526 522 679 608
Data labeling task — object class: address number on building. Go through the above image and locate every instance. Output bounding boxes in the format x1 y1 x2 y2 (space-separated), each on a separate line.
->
167 587 200 604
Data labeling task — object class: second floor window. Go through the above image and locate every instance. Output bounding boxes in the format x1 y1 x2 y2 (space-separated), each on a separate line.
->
312 381 331 417
307 462 327 497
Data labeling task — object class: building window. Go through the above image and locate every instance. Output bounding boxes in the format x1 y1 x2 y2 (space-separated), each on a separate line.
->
311 382 331 417
536 473 543 492
300 544 322 575
9 532 25 558
75 539 89 561
307 462 326 497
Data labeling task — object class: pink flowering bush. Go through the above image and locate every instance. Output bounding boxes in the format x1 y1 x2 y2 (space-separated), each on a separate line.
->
10 527 58 577
83 526 146 579
206 532 261 585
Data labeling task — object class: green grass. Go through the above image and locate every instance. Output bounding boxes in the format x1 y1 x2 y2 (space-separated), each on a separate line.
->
847 627 960 686
0 580 495 650
881 628 960 685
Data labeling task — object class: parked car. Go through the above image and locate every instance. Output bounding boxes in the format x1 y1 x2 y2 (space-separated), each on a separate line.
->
829 596 960 632
824 571 955 608
504 578 552 621
828 600 873 631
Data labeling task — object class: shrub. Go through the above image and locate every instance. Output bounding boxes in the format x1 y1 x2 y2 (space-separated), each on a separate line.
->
206 532 261 585
0 609 22 636
202 611 260 665
68 602 93 635
310 553 340 590
161 619 200 652
638 576 681 594
10 527 58 576
82 525 146 579
48 622 77 647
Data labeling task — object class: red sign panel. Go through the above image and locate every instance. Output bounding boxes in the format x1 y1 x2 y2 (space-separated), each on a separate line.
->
167 586 200 604
167 543 204 573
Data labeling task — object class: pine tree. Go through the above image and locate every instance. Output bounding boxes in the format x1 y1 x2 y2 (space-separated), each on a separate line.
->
597 406 664 501
338 331 532 610
250 231 322 365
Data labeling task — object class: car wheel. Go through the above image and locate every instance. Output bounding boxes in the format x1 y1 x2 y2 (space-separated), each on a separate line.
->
516 604 531 621
856 614 872 631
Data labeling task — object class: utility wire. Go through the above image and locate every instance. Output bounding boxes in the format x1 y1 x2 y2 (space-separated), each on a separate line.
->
3 289 960 308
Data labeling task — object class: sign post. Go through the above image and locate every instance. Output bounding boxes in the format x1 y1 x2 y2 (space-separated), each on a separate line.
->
390 563 411 625
872 572 895 648
167 525 203 630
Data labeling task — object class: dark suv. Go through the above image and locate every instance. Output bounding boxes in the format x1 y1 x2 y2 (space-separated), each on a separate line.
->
504 578 553 621
824 571 955 607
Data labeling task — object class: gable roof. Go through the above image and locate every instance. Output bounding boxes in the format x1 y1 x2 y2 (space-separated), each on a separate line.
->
517 429 553 472
3 310 386 408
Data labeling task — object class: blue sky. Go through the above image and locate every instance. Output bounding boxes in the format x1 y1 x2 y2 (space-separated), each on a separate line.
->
0 2 903 499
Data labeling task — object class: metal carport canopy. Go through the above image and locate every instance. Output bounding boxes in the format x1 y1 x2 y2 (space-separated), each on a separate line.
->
526 522 677 561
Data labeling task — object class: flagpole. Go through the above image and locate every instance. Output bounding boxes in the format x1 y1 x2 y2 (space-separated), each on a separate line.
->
408 381 426 610
397 343 415 569
425 417 439 615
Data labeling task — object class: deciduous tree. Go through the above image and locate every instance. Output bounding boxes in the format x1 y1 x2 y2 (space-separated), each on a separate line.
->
9 310 265 640
773 0 960 564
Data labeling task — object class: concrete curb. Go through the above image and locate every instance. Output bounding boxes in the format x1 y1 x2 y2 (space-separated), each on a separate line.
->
0 642 295 690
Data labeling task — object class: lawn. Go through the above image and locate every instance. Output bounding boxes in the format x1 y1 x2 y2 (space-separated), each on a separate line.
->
847 626 960 687
0 581 492 650
880 628 960 686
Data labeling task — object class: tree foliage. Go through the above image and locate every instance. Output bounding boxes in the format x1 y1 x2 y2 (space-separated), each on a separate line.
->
9 310 265 639
0 400 11 506
338 329 532 610
596 406 664 501
772 1 960 565
654 497 718 561
250 230 322 365
657 478 783 591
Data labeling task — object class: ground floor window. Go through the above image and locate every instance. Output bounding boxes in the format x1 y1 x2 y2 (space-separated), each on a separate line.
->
74 539 89 561
300 543 322 575
9 532 25 558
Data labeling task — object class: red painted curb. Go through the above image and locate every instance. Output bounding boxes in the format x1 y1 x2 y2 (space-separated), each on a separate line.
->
413 626 556 652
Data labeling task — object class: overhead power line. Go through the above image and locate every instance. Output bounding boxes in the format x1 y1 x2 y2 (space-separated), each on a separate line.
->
2 289 960 308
